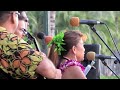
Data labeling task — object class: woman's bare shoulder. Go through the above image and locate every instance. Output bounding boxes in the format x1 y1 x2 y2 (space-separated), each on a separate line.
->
62 66 87 79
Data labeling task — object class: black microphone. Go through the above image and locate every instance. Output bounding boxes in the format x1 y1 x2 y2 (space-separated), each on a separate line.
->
37 32 45 40
70 17 104 26
37 32 47 54
86 51 116 60
80 20 104 25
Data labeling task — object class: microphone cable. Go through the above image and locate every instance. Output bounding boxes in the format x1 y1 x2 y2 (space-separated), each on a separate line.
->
103 23 120 64
86 22 120 79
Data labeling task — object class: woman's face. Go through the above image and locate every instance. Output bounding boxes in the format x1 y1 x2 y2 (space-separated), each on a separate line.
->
75 39 85 62
14 20 25 38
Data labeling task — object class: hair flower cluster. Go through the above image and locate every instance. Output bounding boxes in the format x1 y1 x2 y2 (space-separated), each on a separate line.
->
48 32 66 55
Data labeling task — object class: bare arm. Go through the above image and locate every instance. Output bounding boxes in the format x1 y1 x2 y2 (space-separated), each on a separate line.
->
36 53 62 79
17 39 61 79
62 66 87 79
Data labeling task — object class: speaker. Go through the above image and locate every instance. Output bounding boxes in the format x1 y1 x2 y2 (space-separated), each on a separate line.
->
82 44 101 79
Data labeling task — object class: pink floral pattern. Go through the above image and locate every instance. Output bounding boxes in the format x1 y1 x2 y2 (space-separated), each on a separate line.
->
59 60 85 73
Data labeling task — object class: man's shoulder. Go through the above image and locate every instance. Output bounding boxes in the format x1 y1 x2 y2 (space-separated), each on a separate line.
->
0 26 7 32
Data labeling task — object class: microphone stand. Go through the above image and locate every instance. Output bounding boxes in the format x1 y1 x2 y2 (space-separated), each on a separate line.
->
100 58 120 79
88 24 120 79
88 24 120 63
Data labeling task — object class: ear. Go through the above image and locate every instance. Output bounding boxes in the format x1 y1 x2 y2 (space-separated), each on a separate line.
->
12 13 16 24
72 46 76 55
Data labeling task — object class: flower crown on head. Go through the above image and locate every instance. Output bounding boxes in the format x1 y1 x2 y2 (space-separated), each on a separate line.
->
48 32 66 55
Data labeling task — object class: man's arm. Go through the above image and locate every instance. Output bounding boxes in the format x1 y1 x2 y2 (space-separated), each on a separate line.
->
0 30 61 79
36 52 61 79
17 38 62 79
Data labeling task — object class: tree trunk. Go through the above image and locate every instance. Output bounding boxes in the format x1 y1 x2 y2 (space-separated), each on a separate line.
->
48 11 56 36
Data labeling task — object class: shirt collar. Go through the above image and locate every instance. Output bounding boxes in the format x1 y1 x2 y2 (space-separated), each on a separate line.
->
0 26 7 32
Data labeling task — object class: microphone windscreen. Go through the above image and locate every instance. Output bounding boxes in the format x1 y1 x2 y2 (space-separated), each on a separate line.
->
86 51 95 60
45 36 53 45
37 32 45 39
70 17 80 27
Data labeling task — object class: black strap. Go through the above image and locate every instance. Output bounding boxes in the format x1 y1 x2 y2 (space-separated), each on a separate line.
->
62 57 70 60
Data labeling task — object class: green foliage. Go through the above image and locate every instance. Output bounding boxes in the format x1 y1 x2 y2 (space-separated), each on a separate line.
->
100 76 119 79
26 11 46 49
27 11 45 36
48 32 66 55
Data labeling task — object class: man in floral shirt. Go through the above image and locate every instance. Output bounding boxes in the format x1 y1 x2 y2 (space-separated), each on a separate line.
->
0 11 61 79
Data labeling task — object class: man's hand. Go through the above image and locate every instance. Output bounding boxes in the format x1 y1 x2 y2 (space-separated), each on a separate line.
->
55 69 62 79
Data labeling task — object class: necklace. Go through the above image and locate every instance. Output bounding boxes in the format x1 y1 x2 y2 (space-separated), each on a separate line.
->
62 56 70 60
62 56 77 61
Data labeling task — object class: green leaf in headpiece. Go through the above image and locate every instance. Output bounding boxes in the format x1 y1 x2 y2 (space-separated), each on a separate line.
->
48 32 66 55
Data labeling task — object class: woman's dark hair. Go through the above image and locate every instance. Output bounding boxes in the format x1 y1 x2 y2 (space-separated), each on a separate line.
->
48 30 86 67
